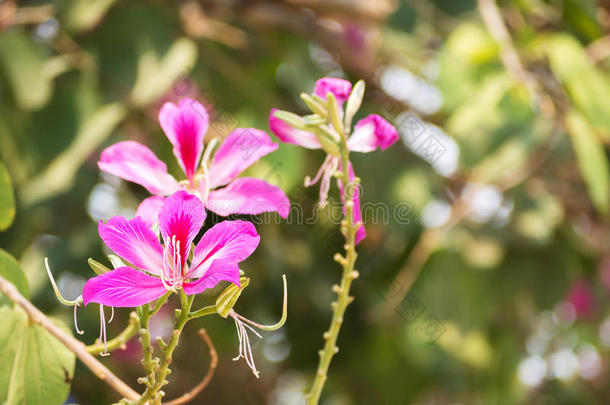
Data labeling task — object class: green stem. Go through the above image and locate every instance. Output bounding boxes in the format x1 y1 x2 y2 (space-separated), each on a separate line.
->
306 130 360 404
188 305 217 320
138 305 156 390
138 290 194 404
86 311 140 355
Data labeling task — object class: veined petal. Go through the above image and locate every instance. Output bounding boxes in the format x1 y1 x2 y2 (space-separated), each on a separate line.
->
188 220 259 279
98 216 164 275
347 114 398 153
98 141 180 195
183 261 241 295
135 196 166 227
82 267 167 307
159 98 209 181
206 177 290 218
314 77 352 105
337 162 366 245
208 128 278 189
159 191 206 267
269 109 321 149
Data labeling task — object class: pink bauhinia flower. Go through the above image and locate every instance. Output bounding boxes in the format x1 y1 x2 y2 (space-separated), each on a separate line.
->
82 191 259 308
268 77 398 244
98 98 289 226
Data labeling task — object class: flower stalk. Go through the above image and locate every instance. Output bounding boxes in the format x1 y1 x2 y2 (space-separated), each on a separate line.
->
305 96 360 405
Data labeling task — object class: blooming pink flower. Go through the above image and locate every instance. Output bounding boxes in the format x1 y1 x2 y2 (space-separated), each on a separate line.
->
98 98 289 225
268 78 398 244
82 191 260 307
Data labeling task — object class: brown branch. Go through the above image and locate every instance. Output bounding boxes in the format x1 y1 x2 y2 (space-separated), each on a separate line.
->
478 0 555 118
0 274 140 402
163 329 218 405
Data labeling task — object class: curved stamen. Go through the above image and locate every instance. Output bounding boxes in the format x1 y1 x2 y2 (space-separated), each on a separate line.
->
44 257 83 306
108 306 115 323
305 155 333 187
233 275 288 331
73 301 84 335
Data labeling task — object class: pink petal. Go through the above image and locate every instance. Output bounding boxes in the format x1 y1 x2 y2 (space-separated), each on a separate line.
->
98 141 180 195
207 128 278 189
159 191 206 267
337 162 366 245
269 108 322 149
183 261 241 295
98 216 164 275
159 98 209 182
347 114 398 153
313 77 352 105
135 196 166 227
206 177 290 218
188 220 259 279
82 267 167 307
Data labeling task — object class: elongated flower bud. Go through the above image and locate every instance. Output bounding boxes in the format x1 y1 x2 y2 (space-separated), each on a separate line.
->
216 276 250 318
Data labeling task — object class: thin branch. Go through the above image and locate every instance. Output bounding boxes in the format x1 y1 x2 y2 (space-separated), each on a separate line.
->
0 274 140 401
163 329 218 405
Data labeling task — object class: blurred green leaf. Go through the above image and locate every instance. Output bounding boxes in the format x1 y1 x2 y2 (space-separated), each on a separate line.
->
0 249 29 307
0 306 75 405
0 31 53 111
61 0 117 32
21 103 127 205
566 110 609 214
541 34 610 138
130 38 197 106
0 162 15 231
446 23 498 65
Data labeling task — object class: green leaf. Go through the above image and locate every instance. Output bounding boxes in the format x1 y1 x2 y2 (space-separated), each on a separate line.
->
61 0 117 32
130 38 198 107
0 162 15 231
0 31 53 110
540 34 610 139
0 249 29 306
566 111 610 214
0 306 75 405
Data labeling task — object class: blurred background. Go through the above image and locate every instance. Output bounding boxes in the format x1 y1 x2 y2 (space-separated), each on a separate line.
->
1 0 610 404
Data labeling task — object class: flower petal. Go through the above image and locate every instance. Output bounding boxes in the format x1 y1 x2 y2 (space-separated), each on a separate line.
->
188 220 259 279
98 216 164 275
347 114 398 153
159 191 206 267
269 108 322 149
183 261 241 295
206 177 290 218
82 267 166 307
98 141 180 195
207 128 278 188
135 196 166 227
159 98 209 181
337 162 366 245
314 77 352 105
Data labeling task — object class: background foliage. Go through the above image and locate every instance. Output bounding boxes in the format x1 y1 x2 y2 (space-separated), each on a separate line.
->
1 0 610 404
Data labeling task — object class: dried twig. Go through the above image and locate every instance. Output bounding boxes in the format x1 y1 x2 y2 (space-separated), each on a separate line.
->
163 329 218 405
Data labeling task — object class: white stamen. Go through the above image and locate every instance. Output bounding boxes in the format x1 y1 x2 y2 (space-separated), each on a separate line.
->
161 236 183 291
304 155 339 205
99 305 109 356
108 306 115 323
230 310 261 378
73 302 84 335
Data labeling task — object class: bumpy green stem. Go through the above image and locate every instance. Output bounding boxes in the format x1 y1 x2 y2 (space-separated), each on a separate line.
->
306 126 360 404
137 290 194 404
